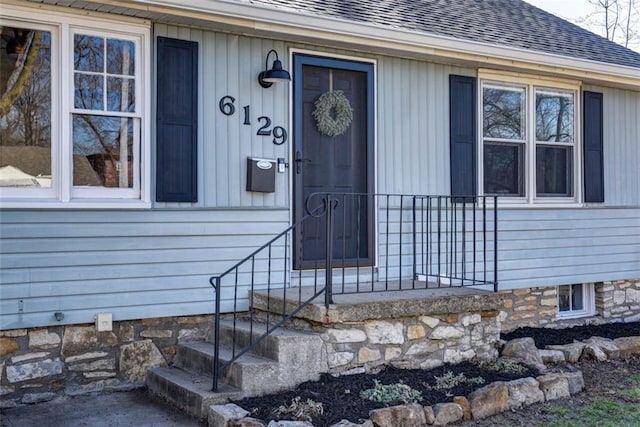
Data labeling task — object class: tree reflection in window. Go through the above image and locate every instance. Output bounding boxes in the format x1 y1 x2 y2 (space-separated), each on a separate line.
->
535 90 574 197
73 34 136 188
0 27 52 187
536 91 574 143
483 86 525 140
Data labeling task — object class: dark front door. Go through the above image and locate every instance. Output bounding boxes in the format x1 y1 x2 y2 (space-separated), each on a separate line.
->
293 55 374 270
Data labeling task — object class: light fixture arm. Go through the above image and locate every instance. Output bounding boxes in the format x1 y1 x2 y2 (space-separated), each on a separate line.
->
264 49 278 71
258 49 291 89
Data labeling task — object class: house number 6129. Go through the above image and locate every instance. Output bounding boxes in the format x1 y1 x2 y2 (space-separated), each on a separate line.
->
218 95 288 145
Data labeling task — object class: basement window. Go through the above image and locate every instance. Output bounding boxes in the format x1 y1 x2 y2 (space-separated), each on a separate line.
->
557 283 595 319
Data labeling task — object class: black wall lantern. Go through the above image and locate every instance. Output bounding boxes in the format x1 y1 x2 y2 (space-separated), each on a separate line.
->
258 49 291 88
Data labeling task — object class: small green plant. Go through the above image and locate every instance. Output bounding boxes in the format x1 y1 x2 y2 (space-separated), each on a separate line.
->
359 379 423 404
428 371 485 390
274 397 323 422
480 359 528 374
469 376 486 386
434 371 467 389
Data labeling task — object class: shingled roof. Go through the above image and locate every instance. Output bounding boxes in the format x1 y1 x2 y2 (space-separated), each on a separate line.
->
238 0 640 69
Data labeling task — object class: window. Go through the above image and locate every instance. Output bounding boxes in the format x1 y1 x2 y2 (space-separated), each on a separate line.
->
557 283 595 319
480 73 579 204
0 6 149 206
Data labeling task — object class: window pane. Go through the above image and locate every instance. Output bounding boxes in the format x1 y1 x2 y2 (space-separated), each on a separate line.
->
107 77 134 112
536 91 574 142
74 73 104 110
74 35 104 72
558 285 570 312
0 28 52 188
483 86 525 140
106 39 134 76
536 146 572 196
484 143 524 196
572 284 584 311
72 114 134 188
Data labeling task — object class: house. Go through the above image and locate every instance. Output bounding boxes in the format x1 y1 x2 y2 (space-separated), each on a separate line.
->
1 0 639 407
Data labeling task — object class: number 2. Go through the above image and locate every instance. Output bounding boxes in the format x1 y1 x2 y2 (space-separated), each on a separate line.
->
257 116 272 136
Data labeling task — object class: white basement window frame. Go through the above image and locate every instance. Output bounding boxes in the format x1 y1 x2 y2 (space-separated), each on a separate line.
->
478 70 582 206
0 5 150 208
557 283 595 319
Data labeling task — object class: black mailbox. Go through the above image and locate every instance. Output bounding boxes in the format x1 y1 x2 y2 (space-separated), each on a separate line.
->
246 158 275 193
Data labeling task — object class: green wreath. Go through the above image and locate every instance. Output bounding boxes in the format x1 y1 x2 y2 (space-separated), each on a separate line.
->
312 90 353 137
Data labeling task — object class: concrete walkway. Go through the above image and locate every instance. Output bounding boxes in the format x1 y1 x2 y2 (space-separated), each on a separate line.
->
0 389 203 427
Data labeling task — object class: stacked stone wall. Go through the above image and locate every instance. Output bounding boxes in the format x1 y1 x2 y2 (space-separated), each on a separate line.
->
500 279 640 332
499 287 557 332
596 279 640 322
0 315 211 408
318 310 501 375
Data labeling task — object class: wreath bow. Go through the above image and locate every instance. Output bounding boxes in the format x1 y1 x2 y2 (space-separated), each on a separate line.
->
312 90 353 137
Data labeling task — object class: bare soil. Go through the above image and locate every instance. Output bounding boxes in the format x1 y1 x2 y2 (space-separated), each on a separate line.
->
456 356 640 426
234 321 640 426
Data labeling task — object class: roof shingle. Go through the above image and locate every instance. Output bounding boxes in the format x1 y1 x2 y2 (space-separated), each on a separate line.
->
238 0 640 69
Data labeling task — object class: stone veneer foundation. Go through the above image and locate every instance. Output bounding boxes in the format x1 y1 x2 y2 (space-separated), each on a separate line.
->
0 315 212 408
1 278 638 406
500 279 640 332
317 310 501 375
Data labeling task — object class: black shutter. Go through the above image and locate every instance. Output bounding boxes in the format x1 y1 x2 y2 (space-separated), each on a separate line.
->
156 37 198 202
583 91 604 203
449 75 477 197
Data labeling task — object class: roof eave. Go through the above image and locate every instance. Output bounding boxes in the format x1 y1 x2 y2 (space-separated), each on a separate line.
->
14 0 640 89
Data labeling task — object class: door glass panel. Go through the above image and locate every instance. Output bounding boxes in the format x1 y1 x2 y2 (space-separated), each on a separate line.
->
0 27 52 188
295 60 373 268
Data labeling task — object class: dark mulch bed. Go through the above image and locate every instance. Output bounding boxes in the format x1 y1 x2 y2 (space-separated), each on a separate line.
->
501 320 640 348
234 362 536 426
235 321 640 426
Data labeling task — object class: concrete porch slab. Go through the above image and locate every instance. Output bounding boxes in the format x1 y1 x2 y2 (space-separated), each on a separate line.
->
251 281 504 324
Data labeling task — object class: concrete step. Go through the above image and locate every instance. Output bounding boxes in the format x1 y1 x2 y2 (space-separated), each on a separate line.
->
174 341 280 392
217 318 322 362
146 366 240 421
147 320 329 422
250 290 326 324
215 319 328 394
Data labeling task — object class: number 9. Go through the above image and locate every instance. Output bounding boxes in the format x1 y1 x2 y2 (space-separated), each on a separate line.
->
272 126 287 145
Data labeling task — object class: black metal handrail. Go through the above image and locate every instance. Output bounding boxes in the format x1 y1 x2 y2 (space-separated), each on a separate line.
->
208 193 498 391
208 210 322 391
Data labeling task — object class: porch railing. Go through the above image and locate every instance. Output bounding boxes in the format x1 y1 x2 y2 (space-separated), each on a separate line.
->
208 193 498 391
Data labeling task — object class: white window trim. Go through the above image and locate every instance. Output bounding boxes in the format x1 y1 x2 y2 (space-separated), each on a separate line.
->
0 4 151 208
478 70 583 207
557 283 596 320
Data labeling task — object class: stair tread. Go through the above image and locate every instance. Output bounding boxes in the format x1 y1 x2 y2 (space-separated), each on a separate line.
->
218 318 317 338
181 341 278 365
149 366 241 396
